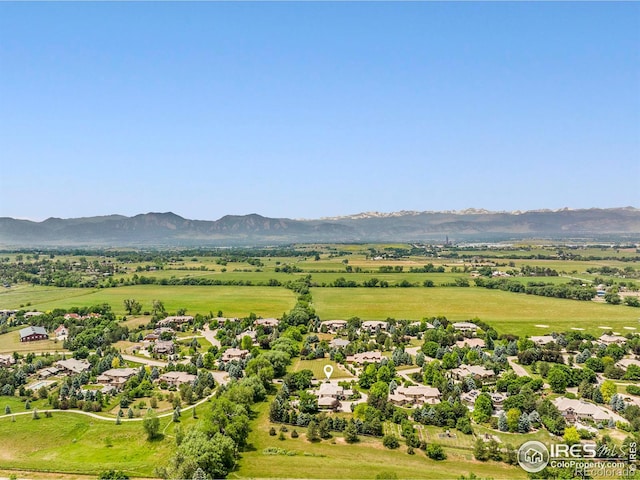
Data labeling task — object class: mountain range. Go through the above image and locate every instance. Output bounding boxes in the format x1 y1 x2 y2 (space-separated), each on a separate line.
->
0 208 639 247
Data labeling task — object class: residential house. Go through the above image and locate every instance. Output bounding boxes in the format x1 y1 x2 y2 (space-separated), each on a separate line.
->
96 368 138 389
212 317 237 326
410 321 435 330
254 318 279 328
598 334 627 346
321 320 348 334
529 335 556 346
158 371 197 388
39 366 61 378
553 397 627 424
221 348 250 363
153 340 175 355
452 322 478 334
19 326 48 342
455 338 486 349
54 324 69 338
330 338 350 349
346 351 383 364
157 315 193 328
451 364 495 382
64 313 81 321
389 385 440 407
361 320 387 333
617 358 640 371
461 390 507 408
56 359 91 375
236 330 258 345
0 354 16 368
23 311 44 319
314 382 353 410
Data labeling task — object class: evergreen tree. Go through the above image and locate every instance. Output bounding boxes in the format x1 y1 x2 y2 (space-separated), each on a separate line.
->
498 412 508 432
518 412 530 433
344 419 359 443
307 420 320 442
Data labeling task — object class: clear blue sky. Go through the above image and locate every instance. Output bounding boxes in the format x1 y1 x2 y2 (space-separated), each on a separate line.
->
1 2 638 221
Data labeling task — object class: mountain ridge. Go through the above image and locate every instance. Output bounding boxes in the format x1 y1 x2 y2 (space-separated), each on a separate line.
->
0 207 638 247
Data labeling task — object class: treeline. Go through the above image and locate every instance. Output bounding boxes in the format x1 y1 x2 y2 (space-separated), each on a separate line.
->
474 277 596 301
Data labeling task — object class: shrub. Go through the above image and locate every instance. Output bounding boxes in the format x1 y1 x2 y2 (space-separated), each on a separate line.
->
426 443 447 460
382 435 400 449
291 430 299 438
269 427 277 436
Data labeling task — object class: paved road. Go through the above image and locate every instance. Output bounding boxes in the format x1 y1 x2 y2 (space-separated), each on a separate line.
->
507 356 529 377
200 325 221 348
398 366 422 383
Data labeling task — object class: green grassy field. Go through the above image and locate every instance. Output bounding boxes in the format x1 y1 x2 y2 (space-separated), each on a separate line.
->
312 287 640 337
233 399 526 479
0 326 68 354
0 285 297 318
0 410 187 477
291 358 355 380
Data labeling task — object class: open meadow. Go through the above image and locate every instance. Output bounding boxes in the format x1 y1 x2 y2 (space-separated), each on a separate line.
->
312 287 640 337
0 285 297 318
233 399 526 479
0 410 191 477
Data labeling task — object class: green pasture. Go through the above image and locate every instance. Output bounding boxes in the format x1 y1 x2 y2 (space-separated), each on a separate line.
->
234 399 525 479
311 287 640 337
0 409 186 477
0 285 90 309
0 285 297 318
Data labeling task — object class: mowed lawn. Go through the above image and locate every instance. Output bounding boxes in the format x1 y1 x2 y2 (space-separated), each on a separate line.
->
291 358 355 380
0 285 297 318
0 411 181 477
233 400 525 479
312 287 640 337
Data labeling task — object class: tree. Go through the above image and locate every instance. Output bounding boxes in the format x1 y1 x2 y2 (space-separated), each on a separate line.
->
506 408 521 433
368 381 389 411
143 410 160 440
474 438 488 461
487 439 502 461
344 419 359 443
166 430 235 480
307 420 320 442
600 380 617 403
123 299 142 315
473 393 493 424
518 412 530 433
563 426 581 446
152 300 166 318
426 443 446 460
498 412 508 432
547 368 567 394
